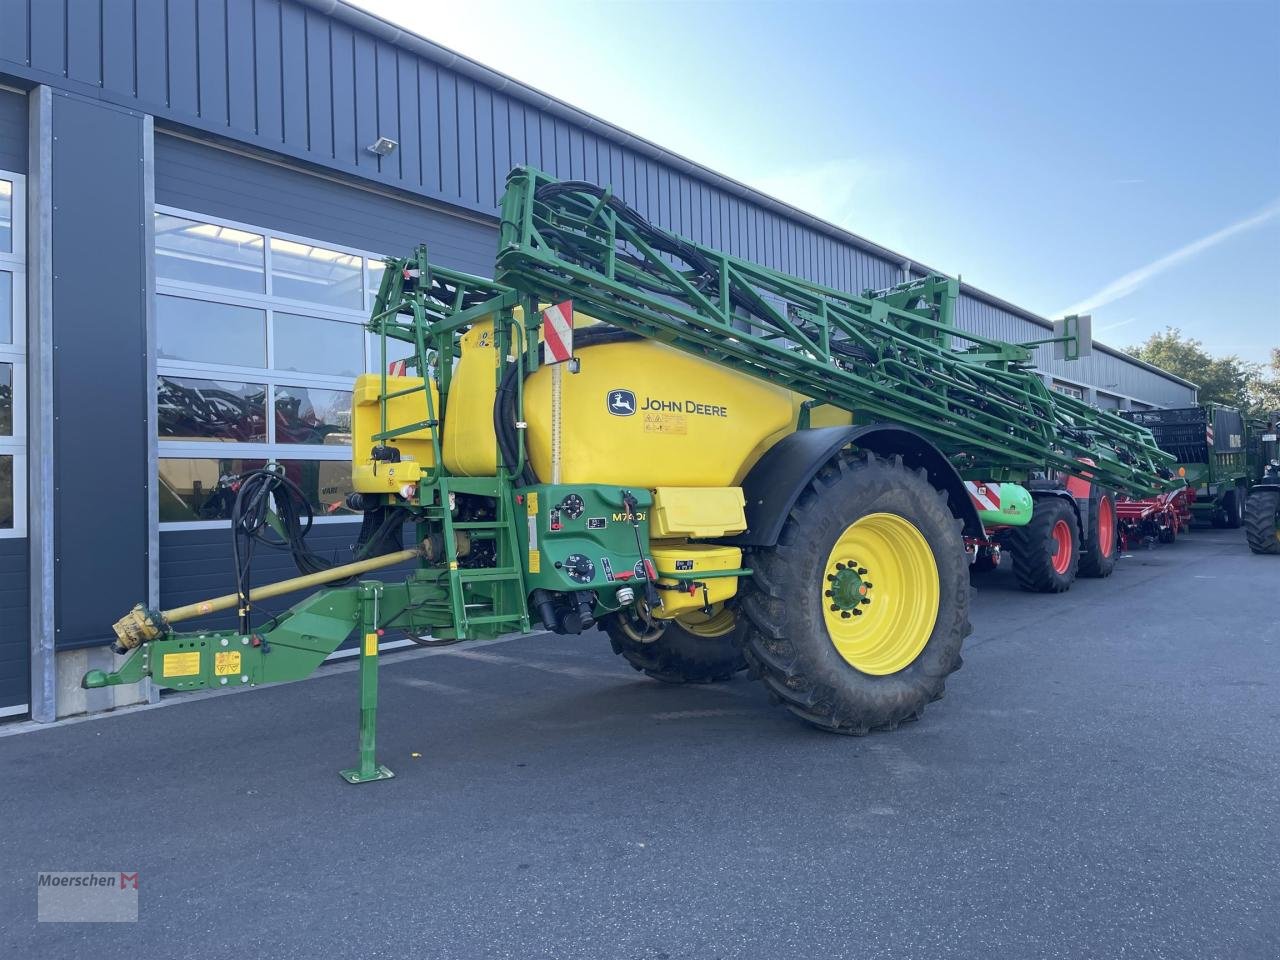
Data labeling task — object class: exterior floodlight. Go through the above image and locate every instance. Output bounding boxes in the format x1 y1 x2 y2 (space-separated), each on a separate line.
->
367 137 398 157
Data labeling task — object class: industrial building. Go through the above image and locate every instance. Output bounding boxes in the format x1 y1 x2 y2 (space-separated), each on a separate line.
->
0 0 1197 722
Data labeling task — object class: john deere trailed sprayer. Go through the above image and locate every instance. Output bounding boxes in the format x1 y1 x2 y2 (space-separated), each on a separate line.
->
84 167 1173 781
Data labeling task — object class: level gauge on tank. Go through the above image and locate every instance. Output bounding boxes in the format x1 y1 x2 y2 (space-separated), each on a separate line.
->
562 553 596 584
559 494 585 520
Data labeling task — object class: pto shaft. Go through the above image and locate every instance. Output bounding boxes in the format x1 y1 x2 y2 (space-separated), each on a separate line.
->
112 547 421 650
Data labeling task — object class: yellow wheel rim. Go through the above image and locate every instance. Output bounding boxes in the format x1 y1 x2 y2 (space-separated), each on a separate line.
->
821 512 939 675
675 604 736 638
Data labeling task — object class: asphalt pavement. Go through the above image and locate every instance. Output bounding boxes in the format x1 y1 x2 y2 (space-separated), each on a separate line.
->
2 528 1277 959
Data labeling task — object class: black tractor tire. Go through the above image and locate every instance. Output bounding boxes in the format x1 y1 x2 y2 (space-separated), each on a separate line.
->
604 611 747 684
735 451 970 736
1245 489 1280 555
1009 496 1080 592
1222 484 1245 530
1078 490 1119 579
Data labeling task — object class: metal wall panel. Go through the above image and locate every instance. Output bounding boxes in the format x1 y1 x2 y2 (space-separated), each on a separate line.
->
0 0 1194 407
0 87 26 173
49 92 148 647
0 0 27 68
0 537 29 714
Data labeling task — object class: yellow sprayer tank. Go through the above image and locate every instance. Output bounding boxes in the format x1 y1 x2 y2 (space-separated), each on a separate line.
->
441 315 849 487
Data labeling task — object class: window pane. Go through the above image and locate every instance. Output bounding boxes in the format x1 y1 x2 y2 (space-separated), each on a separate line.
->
273 312 364 377
0 454 11 529
157 295 267 367
158 375 267 442
159 458 356 522
0 271 11 344
275 385 352 446
155 214 265 293
0 363 11 436
159 458 246 522
366 332 416 370
0 179 11 253
284 459 357 516
270 238 363 309
366 258 389 305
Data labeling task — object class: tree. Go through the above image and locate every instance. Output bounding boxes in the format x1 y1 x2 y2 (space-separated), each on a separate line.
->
1250 347 1280 416
1126 328 1258 410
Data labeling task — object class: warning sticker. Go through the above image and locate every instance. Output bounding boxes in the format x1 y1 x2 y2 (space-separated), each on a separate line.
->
528 550 541 574
214 651 241 676
643 412 687 435
586 517 607 530
600 557 615 582
162 652 201 678
674 559 695 571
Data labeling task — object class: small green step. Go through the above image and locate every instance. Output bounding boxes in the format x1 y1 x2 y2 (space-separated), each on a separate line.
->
457 567 522 583
462 613 527 626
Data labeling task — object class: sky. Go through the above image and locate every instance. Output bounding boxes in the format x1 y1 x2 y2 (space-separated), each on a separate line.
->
348 0 1279 361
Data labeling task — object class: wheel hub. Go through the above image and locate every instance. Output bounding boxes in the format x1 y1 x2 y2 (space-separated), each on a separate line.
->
826 563 872 619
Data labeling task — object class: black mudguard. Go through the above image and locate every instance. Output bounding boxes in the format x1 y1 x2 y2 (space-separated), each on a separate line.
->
726 424 984 547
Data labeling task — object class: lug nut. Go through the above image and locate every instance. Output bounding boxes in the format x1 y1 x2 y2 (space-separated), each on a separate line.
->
857 567 867 575
841 611 851 619
860 598 871 605
853 609 863 616
824 590 832 597
830 604 839 612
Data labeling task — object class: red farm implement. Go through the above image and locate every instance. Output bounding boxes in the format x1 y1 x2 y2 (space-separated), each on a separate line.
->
1117 485 1194 548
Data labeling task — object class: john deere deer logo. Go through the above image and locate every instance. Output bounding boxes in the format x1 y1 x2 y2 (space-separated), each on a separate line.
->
607 389 636 416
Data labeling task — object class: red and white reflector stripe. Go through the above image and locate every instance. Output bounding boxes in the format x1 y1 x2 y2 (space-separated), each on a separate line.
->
542 301 574 365
388 359 409 377
964 481 1002 512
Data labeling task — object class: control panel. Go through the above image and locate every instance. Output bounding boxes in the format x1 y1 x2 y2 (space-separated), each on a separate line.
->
515 484 653 609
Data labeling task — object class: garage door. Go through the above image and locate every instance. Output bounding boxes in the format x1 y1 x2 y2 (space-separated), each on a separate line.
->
0 106 30 717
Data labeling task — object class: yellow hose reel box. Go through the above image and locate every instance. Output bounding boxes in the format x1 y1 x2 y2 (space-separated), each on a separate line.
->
651 487 747 538
650 543 743 619
351 373 436 493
